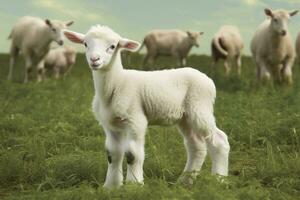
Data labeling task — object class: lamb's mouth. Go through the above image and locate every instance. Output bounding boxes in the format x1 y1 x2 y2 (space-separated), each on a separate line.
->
91 63 102 70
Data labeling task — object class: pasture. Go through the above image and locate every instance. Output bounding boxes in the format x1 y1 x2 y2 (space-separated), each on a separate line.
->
0 53 299 199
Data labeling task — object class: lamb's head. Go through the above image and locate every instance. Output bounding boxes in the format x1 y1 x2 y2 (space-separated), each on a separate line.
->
265 8 298 36
64 25 140 71
45 19 74 45
186 31 204 47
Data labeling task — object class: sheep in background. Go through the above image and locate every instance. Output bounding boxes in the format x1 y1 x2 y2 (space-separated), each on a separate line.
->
7 16 73 83
64 25 229 188
296 32 300 65
251 9 298 84
141 30 204 67
44 46 77 80
211 25 243 76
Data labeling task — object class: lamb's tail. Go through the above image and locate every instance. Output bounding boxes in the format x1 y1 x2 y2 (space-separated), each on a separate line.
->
213 36 228 56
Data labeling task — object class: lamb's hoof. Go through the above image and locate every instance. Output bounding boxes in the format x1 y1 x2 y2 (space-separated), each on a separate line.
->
215 175 230 188
177 172 197 188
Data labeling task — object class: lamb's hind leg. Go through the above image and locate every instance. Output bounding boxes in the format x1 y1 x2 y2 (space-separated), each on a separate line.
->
188 109 230 176
178 120 207 177
206 128 230 176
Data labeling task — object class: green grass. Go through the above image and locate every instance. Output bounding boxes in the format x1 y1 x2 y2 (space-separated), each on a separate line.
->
0 53 300 199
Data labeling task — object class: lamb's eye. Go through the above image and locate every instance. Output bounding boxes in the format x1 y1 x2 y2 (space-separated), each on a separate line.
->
52 28 57 32
274 18 278 22
84 42 87 48
110 44 116 50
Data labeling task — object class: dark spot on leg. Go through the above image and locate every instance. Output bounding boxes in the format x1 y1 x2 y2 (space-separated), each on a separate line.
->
126 152 135 165
106 150 112 164
37 68 43 74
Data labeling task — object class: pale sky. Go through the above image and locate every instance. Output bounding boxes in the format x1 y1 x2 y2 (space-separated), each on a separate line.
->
1 0 300 55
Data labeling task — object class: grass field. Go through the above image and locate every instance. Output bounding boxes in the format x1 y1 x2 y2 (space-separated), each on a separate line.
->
0 53 300 200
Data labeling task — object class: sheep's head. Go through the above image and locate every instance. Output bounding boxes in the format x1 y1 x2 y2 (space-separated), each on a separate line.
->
63 25 140 71
187 31 204 47
45 19 74 45
265 8 298 36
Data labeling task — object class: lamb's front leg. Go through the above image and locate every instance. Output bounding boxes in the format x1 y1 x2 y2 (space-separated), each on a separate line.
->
125 118 147 184
104 131 125 188
125 137 145 184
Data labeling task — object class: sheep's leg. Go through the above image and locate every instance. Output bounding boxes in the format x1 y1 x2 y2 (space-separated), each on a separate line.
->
24 55 33 84
178 122 207 177
142 54 149 67
179 57 187 67
104 130 125 188
125 118 147 184
210 57 219 76
8 45 19 81
282 59 294 85
206 128 230 176
37 60 45 82
224 60 231 76
236 54 242 76
256 57 271 82
54 66 60 79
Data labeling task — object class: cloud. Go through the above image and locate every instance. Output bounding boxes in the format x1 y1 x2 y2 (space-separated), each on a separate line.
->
32 0 102 21
243 0 267 7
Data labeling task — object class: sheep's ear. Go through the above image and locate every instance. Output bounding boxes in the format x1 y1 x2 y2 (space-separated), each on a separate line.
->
264 8 273 17
186 31 192 37
65 21 74 27
118 38 140 52
64 30 84 44
290 10 298 17
45 19 52 27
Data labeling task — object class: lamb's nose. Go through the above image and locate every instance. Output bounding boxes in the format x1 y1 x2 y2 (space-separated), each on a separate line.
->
90 56 100 62
281 30 287 36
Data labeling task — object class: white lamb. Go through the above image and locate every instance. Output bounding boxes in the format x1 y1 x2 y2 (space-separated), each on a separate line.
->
251 9 298 84
7 16 74 83
211 25 244 76
64 25 230 188
44 46 77 79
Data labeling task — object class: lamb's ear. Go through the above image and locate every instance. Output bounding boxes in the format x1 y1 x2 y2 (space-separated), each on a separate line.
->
199 32 204 35
118 38 141 52
264 8 273 17
64 30 84 44
187 31 192 37
290 10 298 17
65 21 74 27
45 19 52 27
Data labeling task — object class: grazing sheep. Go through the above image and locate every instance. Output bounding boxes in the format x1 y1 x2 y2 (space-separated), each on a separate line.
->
44 46 77 79
7 16 74 83
64 25 229 188
141 29 204 67
251 9 298 84
296 32 300 65
211 25 244 76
